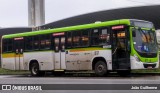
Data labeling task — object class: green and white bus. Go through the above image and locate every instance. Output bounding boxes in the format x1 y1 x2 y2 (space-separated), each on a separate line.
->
1 19 159 76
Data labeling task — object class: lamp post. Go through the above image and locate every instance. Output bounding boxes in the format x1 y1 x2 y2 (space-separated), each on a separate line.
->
28 0 45 30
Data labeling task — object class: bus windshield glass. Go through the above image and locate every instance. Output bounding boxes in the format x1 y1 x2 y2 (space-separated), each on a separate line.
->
130 19 153 28
133 29 157 53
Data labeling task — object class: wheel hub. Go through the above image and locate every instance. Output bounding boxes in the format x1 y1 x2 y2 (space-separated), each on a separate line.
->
97 65 104 72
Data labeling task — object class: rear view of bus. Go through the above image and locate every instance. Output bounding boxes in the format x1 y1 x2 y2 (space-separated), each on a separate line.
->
112 19 159 74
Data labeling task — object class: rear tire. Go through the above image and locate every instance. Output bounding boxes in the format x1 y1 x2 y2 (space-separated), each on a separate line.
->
94 61 108 76
30 62 45 76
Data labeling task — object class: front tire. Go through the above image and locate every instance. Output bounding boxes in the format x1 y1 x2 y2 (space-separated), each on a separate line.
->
30 62 45 76
94 61 108 76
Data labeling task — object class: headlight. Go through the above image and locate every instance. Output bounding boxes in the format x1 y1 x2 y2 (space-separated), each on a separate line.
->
134 54 140 62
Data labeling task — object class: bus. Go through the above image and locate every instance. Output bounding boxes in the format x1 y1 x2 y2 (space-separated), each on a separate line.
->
156 30 160 49
1 19 159 76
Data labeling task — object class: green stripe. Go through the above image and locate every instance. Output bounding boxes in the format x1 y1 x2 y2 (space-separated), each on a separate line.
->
3 19 130 39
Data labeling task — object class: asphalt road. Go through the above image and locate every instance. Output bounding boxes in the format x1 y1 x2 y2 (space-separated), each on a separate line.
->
0 74 160 93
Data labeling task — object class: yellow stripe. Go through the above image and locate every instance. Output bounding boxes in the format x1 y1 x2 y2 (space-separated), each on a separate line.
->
2 53 14 58
69 49 86 52
2 53 23 58
2 47 110 57
69 47 110 52
54 70 64 71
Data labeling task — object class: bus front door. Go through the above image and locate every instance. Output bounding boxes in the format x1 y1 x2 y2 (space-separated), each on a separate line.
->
111 26 130 70
14 38 24 70
54 36 66 70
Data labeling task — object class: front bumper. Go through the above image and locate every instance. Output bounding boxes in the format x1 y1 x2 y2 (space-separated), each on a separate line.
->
130 56 159 69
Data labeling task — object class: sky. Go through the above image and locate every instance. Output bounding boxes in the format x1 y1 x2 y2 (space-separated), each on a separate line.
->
0 0 160 27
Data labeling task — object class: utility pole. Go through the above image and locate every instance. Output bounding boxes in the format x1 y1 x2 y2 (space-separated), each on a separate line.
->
28 0 45 30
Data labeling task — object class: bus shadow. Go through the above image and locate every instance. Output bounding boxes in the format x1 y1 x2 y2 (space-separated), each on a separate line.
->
15 72 160 79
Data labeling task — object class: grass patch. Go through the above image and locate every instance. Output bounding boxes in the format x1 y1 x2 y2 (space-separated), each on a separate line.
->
0 68 30 75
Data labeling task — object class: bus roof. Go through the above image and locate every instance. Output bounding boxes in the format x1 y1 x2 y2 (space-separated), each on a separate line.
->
2 19 131 39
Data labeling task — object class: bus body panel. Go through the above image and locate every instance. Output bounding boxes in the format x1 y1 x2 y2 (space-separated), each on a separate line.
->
24 51 54 70
2 57 15 70
66 49 112 70
66 51 79 70
79 51 92 70
130 56 159 69
66 49 93 70
1 53 24 70
91 50 112 70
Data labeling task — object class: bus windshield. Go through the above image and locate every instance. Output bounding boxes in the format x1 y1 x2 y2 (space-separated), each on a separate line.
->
133 29 157 53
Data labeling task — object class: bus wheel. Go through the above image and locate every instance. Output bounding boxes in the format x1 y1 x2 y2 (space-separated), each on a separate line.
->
30 62 45 76
94 61 107 76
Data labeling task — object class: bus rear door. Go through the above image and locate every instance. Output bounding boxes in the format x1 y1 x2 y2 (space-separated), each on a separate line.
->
14 37 24 70
53 32 66 70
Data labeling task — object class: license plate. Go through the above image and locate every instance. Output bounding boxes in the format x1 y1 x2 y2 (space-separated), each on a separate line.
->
147 66 152 69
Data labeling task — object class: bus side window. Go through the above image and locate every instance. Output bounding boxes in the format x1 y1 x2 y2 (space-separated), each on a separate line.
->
2 39 8 52
40 34 51 50
25 37 33 51
8 39 13 52
91 29 99 46
99 28 110 45
54 38 59 52
33 36 40 50
73 31 81 47
2 39 13 53
81 30 89 47
67 32 72 48
45 35 51 49
61 37 65 51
